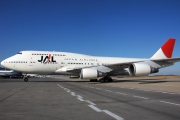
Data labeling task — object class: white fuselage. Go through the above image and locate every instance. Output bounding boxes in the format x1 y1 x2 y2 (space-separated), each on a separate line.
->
1 51 147 75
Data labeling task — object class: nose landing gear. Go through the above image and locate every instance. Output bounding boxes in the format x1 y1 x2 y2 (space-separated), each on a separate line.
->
23 76 28 82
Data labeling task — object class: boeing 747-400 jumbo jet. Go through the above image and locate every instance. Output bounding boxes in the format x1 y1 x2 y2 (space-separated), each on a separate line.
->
1 38 180 82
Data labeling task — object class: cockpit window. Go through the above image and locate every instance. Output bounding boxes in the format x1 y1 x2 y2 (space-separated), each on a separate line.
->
17 52 22 54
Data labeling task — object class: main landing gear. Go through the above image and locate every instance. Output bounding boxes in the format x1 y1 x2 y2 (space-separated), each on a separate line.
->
90 76 113 83
90 79 98 82
99 76 113 83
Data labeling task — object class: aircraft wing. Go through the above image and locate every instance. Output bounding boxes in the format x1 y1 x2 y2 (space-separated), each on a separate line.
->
62 60 145 74
151 57 180 63
105 60 145 68
63 58 180 74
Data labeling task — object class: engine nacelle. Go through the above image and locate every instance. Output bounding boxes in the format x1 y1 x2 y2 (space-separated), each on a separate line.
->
129 63 159 76
80 68 103 79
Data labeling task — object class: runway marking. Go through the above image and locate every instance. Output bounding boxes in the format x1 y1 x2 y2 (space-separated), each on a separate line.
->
57 84 124 120
130 88 135 89
71 92 76 96
88 105 101 112
105 90 113 92
105 85 179 95
86 100 96 105
133 95 149 100
160 101 180 107
153 90 159 92
77 95 84 101
103 110 124 120
116 92 127 95
96 88 102 90
168 92 177 95
57 84 63 88
88 105 124 120
144 90 151 91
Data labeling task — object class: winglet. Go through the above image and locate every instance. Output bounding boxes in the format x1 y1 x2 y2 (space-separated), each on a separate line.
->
151 38 176 59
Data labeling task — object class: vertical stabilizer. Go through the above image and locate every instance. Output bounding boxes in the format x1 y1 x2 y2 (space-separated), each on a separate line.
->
151 38 175 59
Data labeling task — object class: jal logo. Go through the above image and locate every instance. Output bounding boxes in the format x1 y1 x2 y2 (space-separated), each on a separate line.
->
38 54 56 63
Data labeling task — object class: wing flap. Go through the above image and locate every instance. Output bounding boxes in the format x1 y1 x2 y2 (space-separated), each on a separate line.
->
151 58 180 63
105 60 145 68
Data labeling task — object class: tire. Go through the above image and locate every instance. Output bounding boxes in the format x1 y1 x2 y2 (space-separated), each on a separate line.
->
24 77 28 82
90 79 98 82
99 76 113 83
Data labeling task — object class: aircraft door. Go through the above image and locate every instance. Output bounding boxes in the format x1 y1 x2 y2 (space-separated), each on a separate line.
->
29 57 34 66
29 60 33 66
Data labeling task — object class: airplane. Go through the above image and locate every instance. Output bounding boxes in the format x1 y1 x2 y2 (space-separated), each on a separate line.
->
1 38 180 82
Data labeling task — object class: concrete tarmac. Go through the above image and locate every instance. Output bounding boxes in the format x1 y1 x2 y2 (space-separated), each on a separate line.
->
0 77 180 120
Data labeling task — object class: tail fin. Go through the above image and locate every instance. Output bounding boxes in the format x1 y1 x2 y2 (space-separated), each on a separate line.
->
151 38 176 59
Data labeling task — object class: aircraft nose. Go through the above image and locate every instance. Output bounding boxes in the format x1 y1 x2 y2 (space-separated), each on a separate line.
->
1 60 5 67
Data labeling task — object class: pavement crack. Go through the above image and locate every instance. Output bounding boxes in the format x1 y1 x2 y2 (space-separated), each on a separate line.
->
0 84 34 103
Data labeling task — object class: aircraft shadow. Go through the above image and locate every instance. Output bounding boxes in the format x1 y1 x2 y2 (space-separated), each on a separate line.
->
0 78 180 84
111 78 180 84
91 78 180 84
0 78 90 83
31 80 90 83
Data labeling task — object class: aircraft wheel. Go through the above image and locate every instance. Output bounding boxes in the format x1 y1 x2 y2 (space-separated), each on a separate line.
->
90 79 98 82
107 77 113 82
99 76 113 83
99 78 104 83
24 77 28 82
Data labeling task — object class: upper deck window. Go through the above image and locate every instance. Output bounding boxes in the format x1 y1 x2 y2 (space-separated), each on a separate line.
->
17 52 22 54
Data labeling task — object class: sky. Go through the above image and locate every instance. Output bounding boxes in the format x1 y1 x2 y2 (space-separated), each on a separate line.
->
0 0 180 75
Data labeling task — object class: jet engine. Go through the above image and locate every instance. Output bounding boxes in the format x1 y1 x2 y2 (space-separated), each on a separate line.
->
129 63 159 76
80 68 103 79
